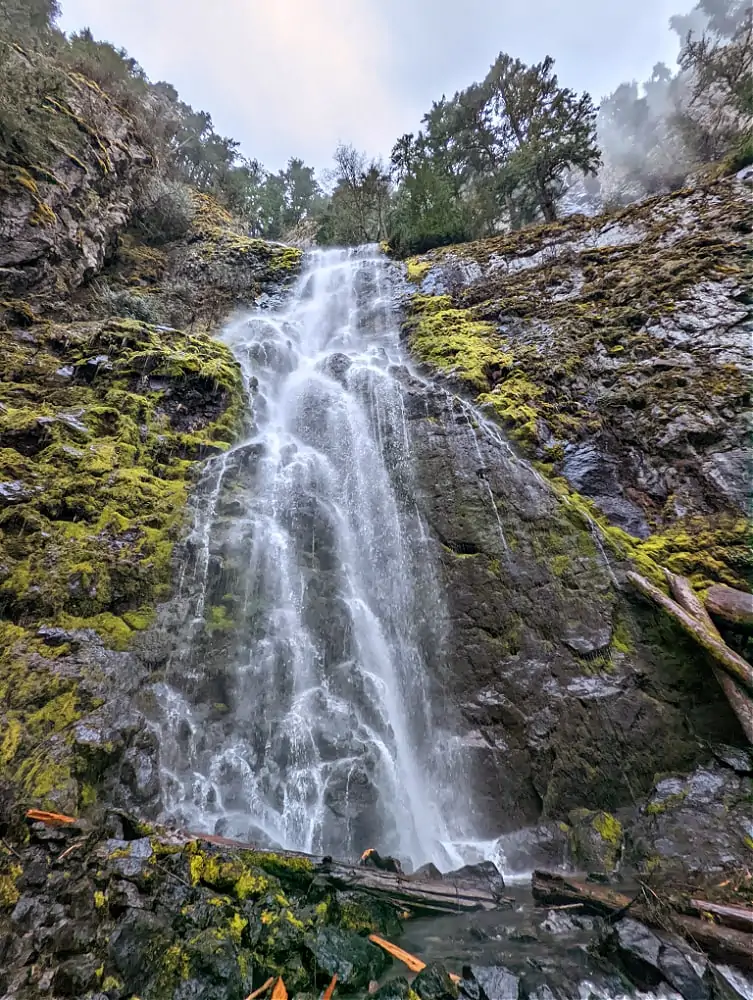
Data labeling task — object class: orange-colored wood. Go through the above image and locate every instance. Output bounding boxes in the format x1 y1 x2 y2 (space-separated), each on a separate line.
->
271 977 288 1000
244 977 275 1000
25 809 76 825
368 934 425 972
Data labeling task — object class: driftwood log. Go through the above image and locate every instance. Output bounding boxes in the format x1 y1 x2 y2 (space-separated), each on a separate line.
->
532 871 753 971
627 570 753 743
190 832 506 915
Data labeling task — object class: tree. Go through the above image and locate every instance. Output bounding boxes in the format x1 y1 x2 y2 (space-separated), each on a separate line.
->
677 4 752 164
388 158 472 255
318 144 390 245
481 53 601 222
0 0 60 40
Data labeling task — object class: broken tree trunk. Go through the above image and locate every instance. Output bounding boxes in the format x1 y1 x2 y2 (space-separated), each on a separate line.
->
665 571 753 745
687 899 753 934
189 831 505 914
532 871 753 970
705 583 753 630
627 570 753 743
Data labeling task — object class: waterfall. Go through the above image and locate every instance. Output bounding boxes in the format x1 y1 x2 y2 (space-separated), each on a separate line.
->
153 246 471 870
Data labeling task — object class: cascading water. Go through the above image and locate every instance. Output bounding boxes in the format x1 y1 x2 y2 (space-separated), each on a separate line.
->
154 246 472 870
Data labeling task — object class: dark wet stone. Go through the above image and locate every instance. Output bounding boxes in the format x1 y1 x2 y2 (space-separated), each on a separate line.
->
318 352 352 383
414 861 443 880
374 977 414 1000
413 962 460 1000
0 480 32 504
445 861 505 899
608 918 711 1000
52 954 100 995
35 625 79 647
309 926 387 990
109 909 169 987
465 965 520 1000
705 962 753 1000
625 764 753 878
710 743 753 774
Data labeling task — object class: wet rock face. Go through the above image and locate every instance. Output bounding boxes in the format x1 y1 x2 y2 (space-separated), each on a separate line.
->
401 371 744 838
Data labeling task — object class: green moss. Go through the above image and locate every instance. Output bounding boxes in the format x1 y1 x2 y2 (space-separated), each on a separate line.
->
611 618 634 655
0 864 22 907
403 181 750 592
404 295 503 391
235 870 271 900
0 313 244 809
592 811 622 847
206 604 234 634
405 257 432 283
646 790 688 815
94 890 107 908
101 977 123 992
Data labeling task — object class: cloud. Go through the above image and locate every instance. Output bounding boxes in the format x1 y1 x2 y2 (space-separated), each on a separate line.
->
57 0 696 171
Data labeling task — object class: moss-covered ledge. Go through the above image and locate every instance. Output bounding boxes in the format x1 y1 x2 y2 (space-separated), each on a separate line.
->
0 309 244 809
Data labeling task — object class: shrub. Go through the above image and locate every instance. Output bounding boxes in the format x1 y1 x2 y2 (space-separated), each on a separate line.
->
92 282 161 323
131 178 195 245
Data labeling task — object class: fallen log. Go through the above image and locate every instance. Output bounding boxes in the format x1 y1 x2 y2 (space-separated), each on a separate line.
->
705 584 753 630
188 831 505 914
532 870 635 917
627 571 753 694
627 571 753 744
688 899 753 935
674 914 753 970
665 571 753 744
532 871 753 971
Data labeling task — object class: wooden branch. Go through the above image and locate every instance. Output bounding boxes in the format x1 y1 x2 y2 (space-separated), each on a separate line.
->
665 571 753 743
627 571 753 694
673 914 753 971
532 871 753 971
532 870 635 917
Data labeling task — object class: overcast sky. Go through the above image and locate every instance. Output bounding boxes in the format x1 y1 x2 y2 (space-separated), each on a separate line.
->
57 0 695 173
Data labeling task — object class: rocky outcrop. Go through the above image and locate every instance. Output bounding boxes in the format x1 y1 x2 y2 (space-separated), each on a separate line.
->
0 53 303 821
0 815 403 999
0 48 153 306
398 369 745 838
402 174 752 591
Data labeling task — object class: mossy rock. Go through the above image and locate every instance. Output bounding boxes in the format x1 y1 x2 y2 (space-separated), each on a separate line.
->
567 808 623 873
0 311 244 810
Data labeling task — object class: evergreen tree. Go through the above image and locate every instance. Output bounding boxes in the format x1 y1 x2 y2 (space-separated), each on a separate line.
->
481 53 601 222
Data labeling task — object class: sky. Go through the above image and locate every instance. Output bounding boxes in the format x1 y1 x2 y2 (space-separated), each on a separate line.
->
57 0 696 174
